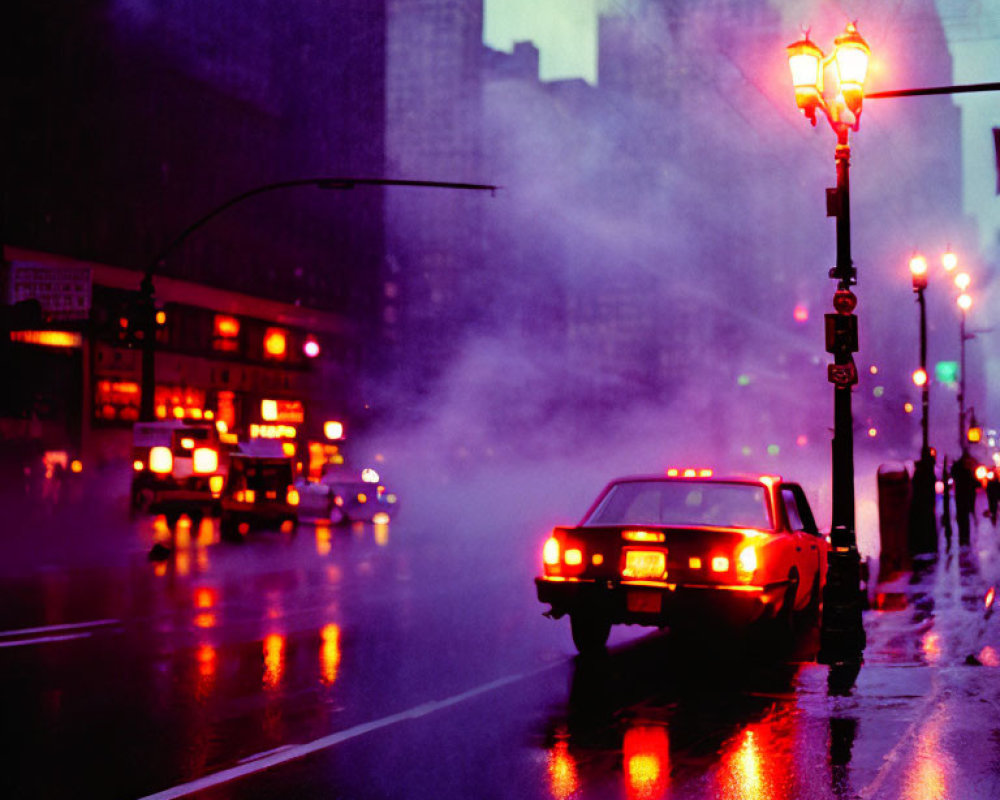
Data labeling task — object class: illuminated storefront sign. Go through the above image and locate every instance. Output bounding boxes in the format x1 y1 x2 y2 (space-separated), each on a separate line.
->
10 330 82 348
261 398 304 423
250 423 297 439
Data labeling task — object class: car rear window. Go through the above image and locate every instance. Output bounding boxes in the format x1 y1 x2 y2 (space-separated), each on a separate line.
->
228 460 293 492
585 480 772 530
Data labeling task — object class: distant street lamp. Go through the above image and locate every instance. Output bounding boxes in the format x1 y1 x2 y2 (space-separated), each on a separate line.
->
957 288 974 452
787 22 871 671
907 254 936 555
136 176 497 421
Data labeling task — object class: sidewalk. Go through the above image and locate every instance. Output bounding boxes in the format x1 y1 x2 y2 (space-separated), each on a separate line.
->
797 516 1000 799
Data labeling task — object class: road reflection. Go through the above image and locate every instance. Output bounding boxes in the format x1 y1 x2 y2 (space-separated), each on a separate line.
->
263 633 285 690
623 725 670 800
546 727 579 800
319 622 341 686
544 622 825 800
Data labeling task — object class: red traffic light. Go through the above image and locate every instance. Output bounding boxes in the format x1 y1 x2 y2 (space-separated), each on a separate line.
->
912 368 928 387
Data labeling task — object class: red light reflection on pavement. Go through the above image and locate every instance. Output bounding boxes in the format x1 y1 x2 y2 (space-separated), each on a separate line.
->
623 725 670 800
546 739 578 800
978 645 1000 667
319 623 341 685
903 710 954 800
195 643 217 702
263 633 285 690
713 722 791 800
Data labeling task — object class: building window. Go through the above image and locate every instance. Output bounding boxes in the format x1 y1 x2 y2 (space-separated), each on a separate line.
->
94 380 141 422
213 315 241 352
263 327 287 360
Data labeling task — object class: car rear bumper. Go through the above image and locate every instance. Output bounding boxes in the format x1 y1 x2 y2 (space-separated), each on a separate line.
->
535 575 788 628
221 503 297 528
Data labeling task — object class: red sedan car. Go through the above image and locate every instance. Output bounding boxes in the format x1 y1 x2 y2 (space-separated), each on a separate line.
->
535 472 829 654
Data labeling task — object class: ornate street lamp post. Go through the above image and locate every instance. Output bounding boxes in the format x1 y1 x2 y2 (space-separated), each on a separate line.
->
907 254 936 555
955 273 973 453
787 22 871 670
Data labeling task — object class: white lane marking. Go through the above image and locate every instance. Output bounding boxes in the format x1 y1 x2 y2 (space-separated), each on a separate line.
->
237 744 298 765
0 619 119 638
0 632 92 649
138 664 560 800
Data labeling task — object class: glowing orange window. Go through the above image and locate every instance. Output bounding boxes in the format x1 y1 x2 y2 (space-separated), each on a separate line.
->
213 315 240 352
264 328 287 359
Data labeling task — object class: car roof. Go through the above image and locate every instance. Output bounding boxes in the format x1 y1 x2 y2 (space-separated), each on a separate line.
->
605 474 784 487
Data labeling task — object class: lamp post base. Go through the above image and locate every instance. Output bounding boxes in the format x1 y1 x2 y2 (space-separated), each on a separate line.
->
909 452 938 556
818 545 866 667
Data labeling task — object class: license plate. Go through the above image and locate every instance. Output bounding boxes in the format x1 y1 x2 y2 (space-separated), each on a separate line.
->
627 591 662 613
623 549 667 580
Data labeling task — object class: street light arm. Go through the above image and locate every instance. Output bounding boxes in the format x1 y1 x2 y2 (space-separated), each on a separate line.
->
867 81 1000 99
147 176 499 277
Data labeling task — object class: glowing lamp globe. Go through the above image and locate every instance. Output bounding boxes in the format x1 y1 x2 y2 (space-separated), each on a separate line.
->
942 251 958 272
908 255 928 290
833 22 870 116
786 35 824 121
955 272 971 292
957 293 972 311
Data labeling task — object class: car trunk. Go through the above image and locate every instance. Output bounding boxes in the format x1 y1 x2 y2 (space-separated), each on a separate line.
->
556 525 767 584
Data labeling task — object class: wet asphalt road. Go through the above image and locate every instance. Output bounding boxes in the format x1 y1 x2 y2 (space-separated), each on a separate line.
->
3 468 1000 799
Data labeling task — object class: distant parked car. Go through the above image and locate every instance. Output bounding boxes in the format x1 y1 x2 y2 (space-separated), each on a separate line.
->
130 420 224 524
294 465 398 524
219 449 299 540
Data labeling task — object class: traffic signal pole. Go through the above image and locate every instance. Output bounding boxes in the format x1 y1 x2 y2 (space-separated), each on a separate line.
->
136 176 497 421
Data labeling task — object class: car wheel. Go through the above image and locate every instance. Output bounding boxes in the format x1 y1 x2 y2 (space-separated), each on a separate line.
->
220 516 241 542
570 611 611 656
775 572 799 639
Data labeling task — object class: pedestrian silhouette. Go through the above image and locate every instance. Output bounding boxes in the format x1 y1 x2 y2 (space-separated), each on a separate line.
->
987 473 1000 527
952 454 977 546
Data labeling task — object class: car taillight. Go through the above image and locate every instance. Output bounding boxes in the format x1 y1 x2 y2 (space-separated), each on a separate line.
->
192 447 218 474
564 548 583 565
286 487 300 506
543 537 560 566
736 545 757 580
711 556 730 573
209 475 224 495
236 489 255 503
357 493 367 504
133 459 144 472
149 446 173 474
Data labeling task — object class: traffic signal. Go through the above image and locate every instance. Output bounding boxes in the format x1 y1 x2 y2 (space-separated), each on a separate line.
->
935 361 959 386
114 292 159 347
912 368 928 387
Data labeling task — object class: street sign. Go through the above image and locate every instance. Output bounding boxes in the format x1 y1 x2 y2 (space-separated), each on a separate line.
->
5 261 92 320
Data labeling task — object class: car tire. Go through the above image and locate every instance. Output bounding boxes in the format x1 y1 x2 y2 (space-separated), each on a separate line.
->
570 611 611 656
775 572 799 639
220 516 241 542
